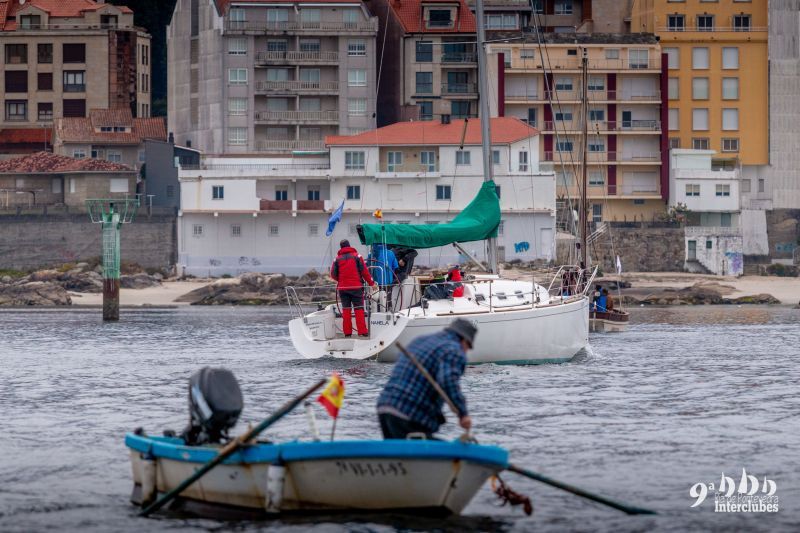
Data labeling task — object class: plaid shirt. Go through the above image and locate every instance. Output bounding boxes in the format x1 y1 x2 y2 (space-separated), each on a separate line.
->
377 330 468 433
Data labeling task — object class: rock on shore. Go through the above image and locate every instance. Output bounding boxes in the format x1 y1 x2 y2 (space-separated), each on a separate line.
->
177 270 335 306
619 282 780 306
0 281 71 306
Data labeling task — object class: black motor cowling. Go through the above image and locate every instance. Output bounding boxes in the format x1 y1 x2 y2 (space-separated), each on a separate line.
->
181 367 243 446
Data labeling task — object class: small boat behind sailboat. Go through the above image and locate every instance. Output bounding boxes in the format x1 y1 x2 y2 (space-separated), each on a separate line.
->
589 309 630 333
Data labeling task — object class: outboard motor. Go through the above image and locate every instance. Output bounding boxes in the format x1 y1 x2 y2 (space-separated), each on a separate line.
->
181 367 243 446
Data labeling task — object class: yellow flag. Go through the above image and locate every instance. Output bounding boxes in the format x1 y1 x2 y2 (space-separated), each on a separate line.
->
373 209 383 219
317 373 345 418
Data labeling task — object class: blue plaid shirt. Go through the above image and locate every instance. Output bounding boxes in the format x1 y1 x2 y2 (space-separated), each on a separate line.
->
377 330 468 433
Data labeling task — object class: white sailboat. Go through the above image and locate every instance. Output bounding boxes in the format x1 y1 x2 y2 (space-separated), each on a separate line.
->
288 0 595 364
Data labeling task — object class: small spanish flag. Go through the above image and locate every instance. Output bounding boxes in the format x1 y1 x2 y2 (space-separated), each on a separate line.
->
317 373 345 418
373 209 383 219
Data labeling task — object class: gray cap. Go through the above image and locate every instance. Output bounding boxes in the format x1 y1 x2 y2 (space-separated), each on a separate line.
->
445 318 478 348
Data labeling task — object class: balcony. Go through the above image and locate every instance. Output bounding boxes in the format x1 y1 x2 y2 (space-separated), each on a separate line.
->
63 84 86 93
254 50 339 65
619 183 660 196
543 151 662 163
255 80 339 94
376 164 440 178
260 199 292 210
505 90 661 103
658 26 766 33
542 120 661 132
225 19 378 35
441 52 477 64
256 139 327 152
260 199 329 211
254 110 339 124
508 57 661 71
441 82 477 96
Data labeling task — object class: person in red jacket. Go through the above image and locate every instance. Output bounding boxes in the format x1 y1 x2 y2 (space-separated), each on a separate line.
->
330 239 376 337
447 266 464 298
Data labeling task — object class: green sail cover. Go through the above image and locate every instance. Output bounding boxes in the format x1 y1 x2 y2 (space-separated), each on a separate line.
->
358 181 500 249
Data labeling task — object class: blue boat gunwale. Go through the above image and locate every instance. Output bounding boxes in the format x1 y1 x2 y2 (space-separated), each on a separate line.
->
125 433 509 469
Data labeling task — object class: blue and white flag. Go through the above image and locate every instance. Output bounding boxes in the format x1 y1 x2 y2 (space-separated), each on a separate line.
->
326 199 345 236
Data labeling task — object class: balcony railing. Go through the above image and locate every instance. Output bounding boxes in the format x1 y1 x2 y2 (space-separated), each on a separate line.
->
255 50 339 64
63 84 86 93
506 90 661 102
256 140 327 152
658 26 766 33
182 163 331 171
226 19 378 33
619 183 660 195
378 164 438 174
543 151 662 163
296 200 326 210
255 110 339 123
441 52 477 63
441 82 477 95
260 199 292 210
255 80 339 93
260 199 328 211
509 57 661 71
542 120 661 132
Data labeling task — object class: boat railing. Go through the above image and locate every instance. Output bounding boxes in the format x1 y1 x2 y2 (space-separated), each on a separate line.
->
284 283 339 319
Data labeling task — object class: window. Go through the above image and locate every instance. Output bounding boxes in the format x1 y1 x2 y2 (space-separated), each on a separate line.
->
629 49 649 69
91 148 104 158
346 185 361 200
267 9 289 24
497 220 505 235
348 98 367 116
228 37 246 55
456 150 471 165
526 108 537 126
348 69 366 87
722 138 739 152
556 141 573 152
692 77 709 100
107 151 122 163
301 8 321 24
589 109 605 121
436 185 452 200
269 224 280 236
420 151 436 171
299 98 320 112
722 47 739 69
696 15 714 31
554 0 573 15
686 184 700 197
229 7 246 26
668 14 685 31
229 68 247 84
555 77 573 91
231 224 241 237
692 108 709 130
268 40 288 52
715 184 731 197
416 41 433 62
588 76 605 91
228 98 247 115
5 100 26 121
418 101 433 121
109 178 128 193
692 47 709 69
63 43 85 63
73 149 86 159
5 44 27 64
733 14 751 31
138 150 146 163
592 204 602 223
741 179 751 193
519 150 529 171
38 102 53 121
193 224 204 237
669 137 681 149
37 43 52 64
668 78 679 99
415 72 433 94
52 178 62 194
212 186 224 200
299 68 320 83
588 139 605 152
267 68 288 81
307 186 321 201
275 186 288 201
428 9 453 28
387 151 403 171
345 151 365 170
705 240 713 250
722 109 739 130
605 49 620 59
20 14 41 29
668 109 680 130
348 39 366 57
588 170 605 186
555 111 573 121
722 78 739 100
4 71 27 93
63 71 85 92
63 99 86 118
492 150 501 165
532 0 544 13
228 127 247 145
692 138 710 150
451 101 471 119
758 179 765 193
720 213 732 227
663 48 681 71
486 13 517 30
308 224 319 236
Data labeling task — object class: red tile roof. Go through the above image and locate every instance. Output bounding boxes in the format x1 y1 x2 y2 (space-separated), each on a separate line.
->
0 0 132 31
390 0 476 34
0 151 133 173
56 110 167 145
0 128 52 144
326 117 538 146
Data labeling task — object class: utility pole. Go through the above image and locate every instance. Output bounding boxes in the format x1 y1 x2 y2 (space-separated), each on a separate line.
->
580 47 589 268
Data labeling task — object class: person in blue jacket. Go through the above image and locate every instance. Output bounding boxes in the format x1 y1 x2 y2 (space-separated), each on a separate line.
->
594 289 608 313
368 243 399 310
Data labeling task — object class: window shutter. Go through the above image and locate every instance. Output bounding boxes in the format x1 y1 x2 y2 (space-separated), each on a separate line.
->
63 43 86 63
4 71 28 92
63 99 86 118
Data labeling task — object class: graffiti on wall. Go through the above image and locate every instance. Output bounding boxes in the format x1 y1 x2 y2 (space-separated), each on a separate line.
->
724 252 744 276
514 241 530 254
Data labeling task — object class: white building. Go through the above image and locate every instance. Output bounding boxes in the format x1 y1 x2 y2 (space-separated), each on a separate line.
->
669 149 744 276
177 117 556 276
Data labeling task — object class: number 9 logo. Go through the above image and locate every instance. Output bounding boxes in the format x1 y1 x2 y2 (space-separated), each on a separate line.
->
689 482 708 507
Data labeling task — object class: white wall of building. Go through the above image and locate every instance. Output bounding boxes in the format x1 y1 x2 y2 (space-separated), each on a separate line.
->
685 227 744 276
669 149 741 213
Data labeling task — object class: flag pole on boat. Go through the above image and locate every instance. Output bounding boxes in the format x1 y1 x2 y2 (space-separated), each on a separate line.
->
140 377 327 517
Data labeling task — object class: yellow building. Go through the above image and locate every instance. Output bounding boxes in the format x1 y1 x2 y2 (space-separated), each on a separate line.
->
632 0 768 171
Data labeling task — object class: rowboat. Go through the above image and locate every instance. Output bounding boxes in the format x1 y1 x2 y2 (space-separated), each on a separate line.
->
126 433 509 516
589 309 630 333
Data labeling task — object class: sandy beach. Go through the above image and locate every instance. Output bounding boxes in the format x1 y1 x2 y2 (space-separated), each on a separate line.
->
69 281 210 307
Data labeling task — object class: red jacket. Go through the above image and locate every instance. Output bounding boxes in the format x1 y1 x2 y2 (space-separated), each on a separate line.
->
331 247 374 290
448 268 464 298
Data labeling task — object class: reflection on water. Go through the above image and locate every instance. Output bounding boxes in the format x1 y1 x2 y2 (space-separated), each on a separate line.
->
0 306 798 532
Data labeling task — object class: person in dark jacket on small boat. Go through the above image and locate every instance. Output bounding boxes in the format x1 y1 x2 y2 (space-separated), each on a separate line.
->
376 319 476 439
330 239 376 337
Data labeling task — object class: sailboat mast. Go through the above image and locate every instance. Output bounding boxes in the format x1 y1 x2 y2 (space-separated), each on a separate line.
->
475 0 498 274
580 47 589 267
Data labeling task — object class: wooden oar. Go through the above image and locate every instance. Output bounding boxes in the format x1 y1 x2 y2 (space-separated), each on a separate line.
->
140 378 327 517
394 342 656 516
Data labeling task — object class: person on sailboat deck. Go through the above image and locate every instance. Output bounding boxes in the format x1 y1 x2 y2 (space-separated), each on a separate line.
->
367 243 399 310
330 240 376 337
446 266 465 298
376 319 476 439
390 246 418 282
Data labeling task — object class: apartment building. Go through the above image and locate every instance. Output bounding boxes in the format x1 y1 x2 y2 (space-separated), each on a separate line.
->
176 117 556 276
53 108 166 170
487 33 666 223
369 0 478 126
0 0 152 135
167 0 378 155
